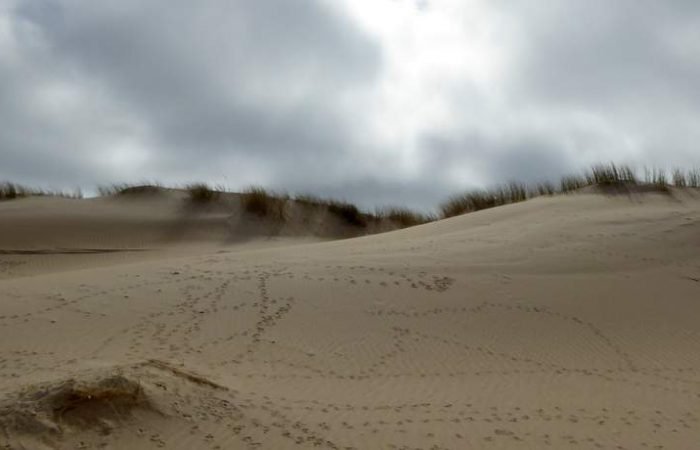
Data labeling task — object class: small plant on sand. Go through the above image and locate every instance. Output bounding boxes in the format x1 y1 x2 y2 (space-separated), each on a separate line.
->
560 175 588 193
377 207 434 228
672 169 687 188
242 186 287 220
643 167 669 192
0 182 25 200
328 200 367 227
98 183 163 196
587 163 637 186
688 169 700 188
439 182 530 219
294 193 325 208
533 181 556 196
672 168 700 188
1 182 82 200
186 183 219 203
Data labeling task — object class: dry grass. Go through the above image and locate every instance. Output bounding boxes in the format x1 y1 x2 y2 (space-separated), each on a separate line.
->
97 183 163 196
242 186 288 220
0 182 27 200
295 194 431 229
0 374 149 438
1 182 82 201
532 181 557 196
376 207 435 228
293 193 325 209
560 175 589 193
327 200 367 227
294 193 369 226
6 162 700 225
671 168 700 188
440 163 694 219
643 167 670 192
186 183 219 203
439 182 530 218
588 163 637 186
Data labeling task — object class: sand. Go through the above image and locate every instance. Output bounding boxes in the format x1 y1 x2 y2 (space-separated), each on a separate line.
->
1 190 699 449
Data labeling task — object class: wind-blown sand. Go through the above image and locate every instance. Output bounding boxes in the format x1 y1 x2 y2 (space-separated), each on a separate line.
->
1 191 699 449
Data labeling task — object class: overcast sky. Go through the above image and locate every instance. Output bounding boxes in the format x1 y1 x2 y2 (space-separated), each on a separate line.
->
2 0 699 210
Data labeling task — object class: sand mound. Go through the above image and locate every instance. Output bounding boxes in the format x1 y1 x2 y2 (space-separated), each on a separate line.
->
0 189 408 277
0 373 151 448
0 360 240 449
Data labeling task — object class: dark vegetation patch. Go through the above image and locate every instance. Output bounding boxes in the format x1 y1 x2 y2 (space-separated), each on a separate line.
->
97 183 163 196
242 186 288 221
186 183 219 203
5 163 699 226
376 207 435 228
1 182 82 201
439 163 697 218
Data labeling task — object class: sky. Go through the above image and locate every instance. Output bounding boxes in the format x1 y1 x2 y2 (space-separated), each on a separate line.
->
1 0 699 211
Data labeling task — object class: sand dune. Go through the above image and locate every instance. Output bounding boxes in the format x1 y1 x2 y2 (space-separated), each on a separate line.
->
1 191 699 449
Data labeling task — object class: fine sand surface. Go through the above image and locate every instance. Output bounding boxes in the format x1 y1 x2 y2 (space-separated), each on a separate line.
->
1 191 699 449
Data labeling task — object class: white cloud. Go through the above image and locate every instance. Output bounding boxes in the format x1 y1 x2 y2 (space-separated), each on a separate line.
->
1 0 699 210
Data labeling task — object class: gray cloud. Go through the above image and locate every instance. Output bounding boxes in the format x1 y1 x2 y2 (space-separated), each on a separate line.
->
1 1 699 211
3 0 381 186
508 1 700 107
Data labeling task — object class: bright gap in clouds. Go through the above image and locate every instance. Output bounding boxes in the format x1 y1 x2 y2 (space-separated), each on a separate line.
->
335 0 509 178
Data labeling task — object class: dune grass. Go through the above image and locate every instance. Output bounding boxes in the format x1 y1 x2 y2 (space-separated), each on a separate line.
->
685 169 700 188
439 182 530 218
532 181 556 197
376 207 435 228
643 167 670 192
560 175 589 193
5 162 700 227
186 183 219 203
327 200 367 227
292 194 371 227
294 193 434 228
0 182 26 200
587 163 637 186
242 186 288 220
97 183 163 196
439 163 697 219
1 182 82 201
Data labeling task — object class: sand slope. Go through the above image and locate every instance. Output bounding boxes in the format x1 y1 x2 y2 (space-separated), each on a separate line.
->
1 191 699 449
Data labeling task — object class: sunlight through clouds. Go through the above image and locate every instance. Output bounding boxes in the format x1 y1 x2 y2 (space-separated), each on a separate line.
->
1 0 699 210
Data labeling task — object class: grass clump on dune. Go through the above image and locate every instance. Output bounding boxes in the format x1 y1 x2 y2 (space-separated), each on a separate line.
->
587 163 637 186
97 183 163 196
560 175 589 193
242 186 288 220
441 162 691 219
643 168 670 192
376 207 434 228
186 183 219 203
0 182 28 200
294 193 431 229
532 181 556 196
328 200 367 227
682 168 700 188
293 193 370 227
293 193 325 208
439 182 529 219
1 181 82 201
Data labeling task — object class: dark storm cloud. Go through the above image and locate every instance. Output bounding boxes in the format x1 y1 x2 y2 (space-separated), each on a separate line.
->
3 0 381 186
1 1 700 210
